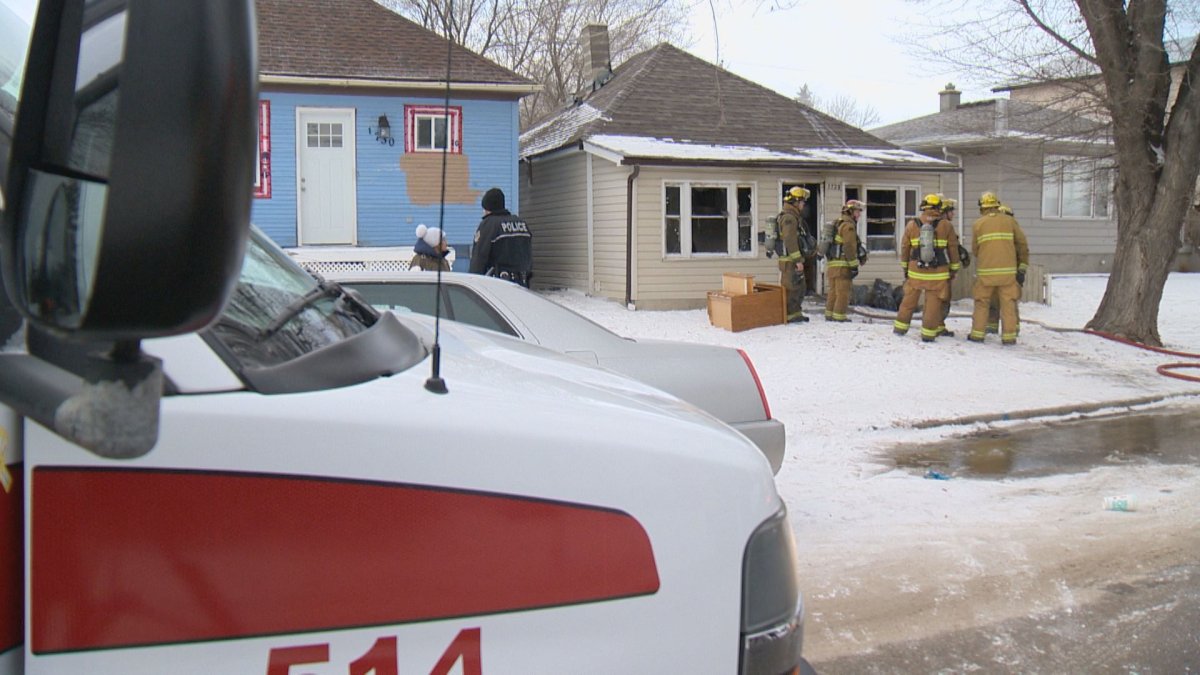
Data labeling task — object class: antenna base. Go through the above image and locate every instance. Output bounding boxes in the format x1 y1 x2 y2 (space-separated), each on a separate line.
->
424 376 448 394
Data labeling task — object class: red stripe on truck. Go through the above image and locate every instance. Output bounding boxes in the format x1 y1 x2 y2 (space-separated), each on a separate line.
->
0 464 22 655
31 467 658 653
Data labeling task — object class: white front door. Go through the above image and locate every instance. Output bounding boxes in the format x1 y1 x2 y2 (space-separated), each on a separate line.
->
297 108 357 245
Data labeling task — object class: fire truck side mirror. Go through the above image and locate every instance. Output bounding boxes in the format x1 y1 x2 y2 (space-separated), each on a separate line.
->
2 0 258 340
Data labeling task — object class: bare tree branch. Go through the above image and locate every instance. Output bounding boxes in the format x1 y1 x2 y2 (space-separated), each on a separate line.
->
1018 0 1098 64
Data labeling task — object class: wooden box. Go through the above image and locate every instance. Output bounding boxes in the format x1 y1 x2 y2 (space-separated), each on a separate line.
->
721 272 756 296
707 283 786 332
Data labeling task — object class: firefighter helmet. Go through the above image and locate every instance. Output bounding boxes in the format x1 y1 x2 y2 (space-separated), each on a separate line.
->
978 191 1002 210
784 186 810 203
998 204 1014 216
843 199 865 214
919 193 942 212
942 197 957 212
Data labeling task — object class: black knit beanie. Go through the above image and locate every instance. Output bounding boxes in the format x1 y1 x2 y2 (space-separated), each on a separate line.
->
481 187 505 212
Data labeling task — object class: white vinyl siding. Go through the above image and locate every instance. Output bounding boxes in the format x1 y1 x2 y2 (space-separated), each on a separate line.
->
627 166 941 308
524 154 945 307
519 152 589 289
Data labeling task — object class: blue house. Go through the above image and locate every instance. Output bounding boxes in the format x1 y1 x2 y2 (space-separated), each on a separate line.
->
253 0 536 267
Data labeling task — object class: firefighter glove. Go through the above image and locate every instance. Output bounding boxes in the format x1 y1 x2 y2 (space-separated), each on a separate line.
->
850 268 859 279
1016 270 1026 285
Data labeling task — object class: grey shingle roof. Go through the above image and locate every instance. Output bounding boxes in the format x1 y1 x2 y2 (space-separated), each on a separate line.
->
871 99 1110 149
256 0 532 87
520 43 947 170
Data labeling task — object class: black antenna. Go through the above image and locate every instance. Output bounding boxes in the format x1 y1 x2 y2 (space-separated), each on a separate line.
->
424 0 454 395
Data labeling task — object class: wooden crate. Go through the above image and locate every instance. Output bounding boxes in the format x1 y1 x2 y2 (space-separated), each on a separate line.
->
721 272 756 296
707 283 786 332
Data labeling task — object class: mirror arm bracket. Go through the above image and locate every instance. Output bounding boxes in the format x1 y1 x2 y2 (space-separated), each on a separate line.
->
0 349 162 459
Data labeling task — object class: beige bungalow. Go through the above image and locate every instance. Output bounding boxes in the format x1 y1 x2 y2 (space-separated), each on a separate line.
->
518 29 958 310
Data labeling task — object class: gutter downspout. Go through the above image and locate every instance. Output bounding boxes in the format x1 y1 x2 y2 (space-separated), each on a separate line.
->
942 147 964 234
943 146 965 302
625 164 641 308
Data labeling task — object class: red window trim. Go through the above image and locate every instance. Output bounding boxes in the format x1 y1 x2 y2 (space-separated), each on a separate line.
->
254 100 272 198
404 104 463 154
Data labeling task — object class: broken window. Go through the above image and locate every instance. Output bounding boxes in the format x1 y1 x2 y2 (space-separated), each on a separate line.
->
663 181 756 257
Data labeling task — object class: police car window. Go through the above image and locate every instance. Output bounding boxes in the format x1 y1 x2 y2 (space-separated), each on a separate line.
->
444 286 517 336
345 282 437 315
342 282 517 337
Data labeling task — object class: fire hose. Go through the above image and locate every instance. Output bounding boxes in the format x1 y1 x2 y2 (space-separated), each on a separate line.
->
849 306 1200 383
1083 329 1200 383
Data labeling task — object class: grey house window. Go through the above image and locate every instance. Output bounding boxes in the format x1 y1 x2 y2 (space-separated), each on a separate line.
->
1043 154 1112 219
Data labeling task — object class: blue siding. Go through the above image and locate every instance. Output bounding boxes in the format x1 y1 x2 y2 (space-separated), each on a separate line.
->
252 89 521 261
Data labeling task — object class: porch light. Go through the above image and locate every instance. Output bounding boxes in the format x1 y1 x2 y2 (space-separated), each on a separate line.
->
371 115 393 146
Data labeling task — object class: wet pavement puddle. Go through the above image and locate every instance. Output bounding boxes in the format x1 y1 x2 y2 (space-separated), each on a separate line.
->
883 408 1200 479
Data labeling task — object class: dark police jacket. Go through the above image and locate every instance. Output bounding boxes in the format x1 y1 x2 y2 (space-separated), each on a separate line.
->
469 209 533 285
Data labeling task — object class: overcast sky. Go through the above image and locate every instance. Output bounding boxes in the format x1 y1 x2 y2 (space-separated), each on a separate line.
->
684 0 995 128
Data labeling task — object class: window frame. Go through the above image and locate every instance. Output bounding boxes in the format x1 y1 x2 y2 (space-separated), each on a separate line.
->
661 180 757 258
1042 153 1113 220
404 105 463 154
254 100 271 198
844 184 921 254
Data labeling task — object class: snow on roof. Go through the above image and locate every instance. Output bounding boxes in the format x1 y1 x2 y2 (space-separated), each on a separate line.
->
890 130 1112 148
583 134 953 167
520 103 609 158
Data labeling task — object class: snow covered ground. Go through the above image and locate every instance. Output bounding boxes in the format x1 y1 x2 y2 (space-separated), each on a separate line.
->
545 273 1200 663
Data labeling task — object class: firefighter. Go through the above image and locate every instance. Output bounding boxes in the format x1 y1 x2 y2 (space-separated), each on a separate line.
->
825 199 864 322
934 197 964 336
777 186 811 323
985 204 1022 335
894 194 961 342
968 193 1030 345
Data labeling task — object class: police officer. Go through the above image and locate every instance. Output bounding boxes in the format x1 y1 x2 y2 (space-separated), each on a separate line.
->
470 187 533 286
894 194 961 342
825 199 864 322
776 186 811 323
968 194 1029 345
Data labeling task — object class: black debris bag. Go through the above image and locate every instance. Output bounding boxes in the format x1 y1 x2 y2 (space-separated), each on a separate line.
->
866 278 901 311
850 283 871 306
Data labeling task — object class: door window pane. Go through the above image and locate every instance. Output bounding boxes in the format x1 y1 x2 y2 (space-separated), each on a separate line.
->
306 122 342 148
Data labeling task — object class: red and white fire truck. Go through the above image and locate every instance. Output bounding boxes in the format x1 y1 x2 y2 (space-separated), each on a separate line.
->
0 2 810 673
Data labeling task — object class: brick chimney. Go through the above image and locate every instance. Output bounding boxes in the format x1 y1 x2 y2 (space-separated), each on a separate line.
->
939 83 962 112
580 24 612 91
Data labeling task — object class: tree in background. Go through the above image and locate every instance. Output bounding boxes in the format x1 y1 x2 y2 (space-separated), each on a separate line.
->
378 0 689 126
794 83 882 128
927 0 1200 346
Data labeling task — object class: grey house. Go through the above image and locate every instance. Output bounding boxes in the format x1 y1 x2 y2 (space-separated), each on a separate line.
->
873 85 1116 275
519 29 957 310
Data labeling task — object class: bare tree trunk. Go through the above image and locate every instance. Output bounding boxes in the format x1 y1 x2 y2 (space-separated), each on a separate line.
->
1086 202 1179 344
1077 0 1200 346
